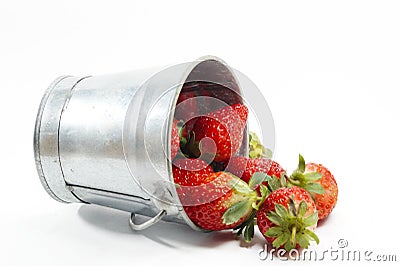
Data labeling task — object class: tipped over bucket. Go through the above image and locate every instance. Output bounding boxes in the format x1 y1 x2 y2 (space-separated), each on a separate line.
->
34 56 275 231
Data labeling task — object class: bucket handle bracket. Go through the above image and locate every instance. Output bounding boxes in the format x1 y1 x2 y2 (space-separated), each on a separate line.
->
129 210 167 231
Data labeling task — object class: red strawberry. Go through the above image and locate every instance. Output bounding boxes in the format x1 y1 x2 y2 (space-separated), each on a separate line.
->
287 155 338 220
190 104 248 162
226 157 286 183
305 163 338 220
257 186 319 251
176 171 257 231
172 158 213 186
170 119 180 160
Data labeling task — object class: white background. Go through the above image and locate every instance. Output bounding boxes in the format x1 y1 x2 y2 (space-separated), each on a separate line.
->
1 1 399 265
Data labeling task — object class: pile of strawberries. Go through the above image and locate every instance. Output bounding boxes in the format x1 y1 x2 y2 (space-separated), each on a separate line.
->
170 99 338 251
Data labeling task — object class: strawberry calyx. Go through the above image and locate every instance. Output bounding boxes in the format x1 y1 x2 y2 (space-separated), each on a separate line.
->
221 176 258 226
233 209 257 242
232 186 268 242
248 171 287 197
287 154 325 196
231 173 273 242
266 199 319 251
176 120 188 146
249 132 272 159
232 166 318 244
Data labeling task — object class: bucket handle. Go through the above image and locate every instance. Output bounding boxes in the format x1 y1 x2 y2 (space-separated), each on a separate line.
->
129 210 167 230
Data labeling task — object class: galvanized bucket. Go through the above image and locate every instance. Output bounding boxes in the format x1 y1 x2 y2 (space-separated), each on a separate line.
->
34 56 265 231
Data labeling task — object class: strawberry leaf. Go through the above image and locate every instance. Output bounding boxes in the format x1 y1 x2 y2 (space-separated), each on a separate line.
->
232 209 257 242
297 200 308 218
298 234 309 248
229 178 254 194
249 172 272 189
267 212 283 226
259 184 269 198
265 226 282 237
244 220 255 243
287 154 327 199
298 154 306 173
253 184 269 210
303 172 323 182
304 229 320 244
275 204 289 218
222 200 252 225
272 232 290 248
284 240 295 251
268 175 284 192
303 212 319 227
249 132 272 159
303 182 325 195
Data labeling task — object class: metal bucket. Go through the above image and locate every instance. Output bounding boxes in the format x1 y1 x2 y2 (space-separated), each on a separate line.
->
34 56 250 231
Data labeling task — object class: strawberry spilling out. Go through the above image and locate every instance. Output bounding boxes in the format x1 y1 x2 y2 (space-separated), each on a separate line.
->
171 94 338 253
256 187 319 250
176 171 258 231
287 155 338 220
305 163 338 220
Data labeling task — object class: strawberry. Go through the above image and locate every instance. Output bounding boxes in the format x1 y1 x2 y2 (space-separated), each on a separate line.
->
305 163 338 220
172 158 214 186
176 171 257 231
287 155 338 220
226 157 286 183
257 186 319 251
190 103 248 162
170 119 180 160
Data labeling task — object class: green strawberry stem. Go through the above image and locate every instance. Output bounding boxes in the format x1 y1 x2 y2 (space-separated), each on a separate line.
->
254 184 269 210
266 200 319 251
291 225 296 247
286 154 325 196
